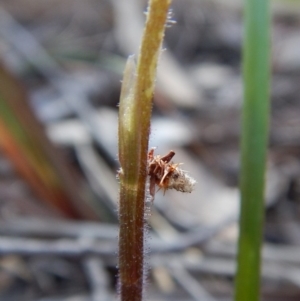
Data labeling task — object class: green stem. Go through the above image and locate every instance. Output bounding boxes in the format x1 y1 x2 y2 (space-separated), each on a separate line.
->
234 0 271 300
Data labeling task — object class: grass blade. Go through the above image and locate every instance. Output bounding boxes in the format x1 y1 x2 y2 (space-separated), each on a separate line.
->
0 63 97 219
234 0 271 300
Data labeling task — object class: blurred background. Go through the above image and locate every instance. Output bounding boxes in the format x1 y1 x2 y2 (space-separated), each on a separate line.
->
0 0 300 300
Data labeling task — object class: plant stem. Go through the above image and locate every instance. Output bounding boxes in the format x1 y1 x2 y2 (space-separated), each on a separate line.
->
234 0 271 300
118 1 172 301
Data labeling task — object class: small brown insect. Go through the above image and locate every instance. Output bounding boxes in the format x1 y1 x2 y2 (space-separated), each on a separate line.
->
147 148 196 200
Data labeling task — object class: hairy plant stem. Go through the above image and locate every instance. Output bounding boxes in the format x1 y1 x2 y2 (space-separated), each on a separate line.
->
118 1 172 301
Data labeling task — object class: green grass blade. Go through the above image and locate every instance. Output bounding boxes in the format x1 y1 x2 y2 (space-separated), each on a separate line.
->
234 0 271 300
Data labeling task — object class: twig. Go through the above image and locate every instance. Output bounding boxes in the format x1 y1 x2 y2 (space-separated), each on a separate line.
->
154 254 300 288
0 218 118 239
38 294 90 301
0 8 116 158
0 235 299 288
0 237 116 257
150 216 235 253
0 8 63 80
83 257 112 301
168 260 217 301
205 240 300 266
0 217 232 253
74 143 119 214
